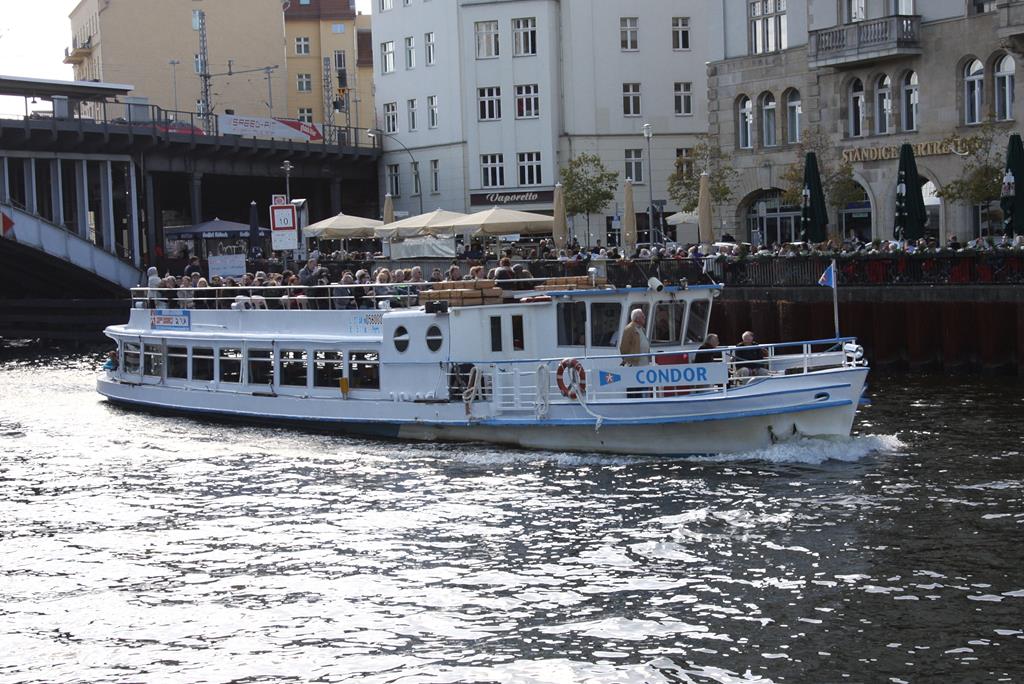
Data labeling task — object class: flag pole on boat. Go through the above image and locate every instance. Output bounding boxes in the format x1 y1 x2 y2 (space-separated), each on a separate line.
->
818 259 839 338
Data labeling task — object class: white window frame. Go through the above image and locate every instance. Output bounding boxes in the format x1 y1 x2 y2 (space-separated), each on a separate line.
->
672 17 690 50
386 163 400 197
894 0 914 14
430 159 440 193
411 161 420 197
512 17 537 57
407 98 417 131
381 41 395 74
875 76 892 135
295 36 310 55
762 93 777 147
846 0 866 23
995 55 1015 122
475 20 500 59
427 95 438 128
384 101 398 134
622 82 641 117
515 84 539 119
625 148 643 184
379 0 393 11
481 153 505 188
965 59 984 125
478 86 502 121
849 79 865 137
620 17 639 51
425 32 436 65
331 23 345 34
749 0 788 55
404 36 416 69
786 90 802 143
297 73 312 92
674 82 693 116
738 96 753 149
902 71 919 131
517 151 542 187
297 107 313 123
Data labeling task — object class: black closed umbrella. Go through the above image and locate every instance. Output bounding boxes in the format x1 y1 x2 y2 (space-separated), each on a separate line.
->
1001 133 1023 238
895 143 927 241
800 152 829 243
248 201 259 255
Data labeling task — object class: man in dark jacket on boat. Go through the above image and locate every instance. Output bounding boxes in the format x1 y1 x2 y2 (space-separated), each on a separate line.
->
734 330 768 377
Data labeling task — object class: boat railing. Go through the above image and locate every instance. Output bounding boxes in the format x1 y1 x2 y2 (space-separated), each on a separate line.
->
452 338 865 409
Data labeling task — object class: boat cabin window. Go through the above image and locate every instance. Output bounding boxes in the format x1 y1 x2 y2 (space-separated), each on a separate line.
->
651 301 686 345
192 347 214 381
247 348 274 385
143 343 163 377
685 299 711 344
280 349 308 387
590 302 622 347
220 348 242 383
490 316 502 352
512 315 524 351
167 346 188 379
314 351 345 387
426 325 443 352
393 326 410 353
557 301 586 346
349 351 380 389
123 342 141 374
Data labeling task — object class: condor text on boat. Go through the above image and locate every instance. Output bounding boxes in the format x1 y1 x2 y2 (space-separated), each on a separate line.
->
97 274 869 456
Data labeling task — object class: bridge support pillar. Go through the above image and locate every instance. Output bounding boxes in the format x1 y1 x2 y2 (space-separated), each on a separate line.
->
75 160 89 240
190 172 203 224
50 159 64 229
145 172 158 268
330 178 342 215
129 162 141 269
100 160 115 253
0 156 8 203
23 158 37 215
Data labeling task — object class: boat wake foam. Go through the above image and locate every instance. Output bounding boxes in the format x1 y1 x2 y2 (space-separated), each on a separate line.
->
703 433 905 465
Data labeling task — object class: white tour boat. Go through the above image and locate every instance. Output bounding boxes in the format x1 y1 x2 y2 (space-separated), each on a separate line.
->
97 274 869 456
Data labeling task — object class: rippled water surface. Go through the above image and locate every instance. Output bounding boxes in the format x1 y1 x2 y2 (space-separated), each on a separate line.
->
1 351 1022 683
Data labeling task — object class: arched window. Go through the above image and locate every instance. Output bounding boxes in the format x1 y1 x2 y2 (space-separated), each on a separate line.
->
738 96 753 149
875 75 892 135
786 89 802 143
964 59 984 125
849 79 865 137
902 71 919 131
996 55 1016 121
761 93 777 147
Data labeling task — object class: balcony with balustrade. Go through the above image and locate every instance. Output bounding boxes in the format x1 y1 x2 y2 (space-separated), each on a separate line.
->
808 15 922 69
62 37 94 65
997 0 1024 54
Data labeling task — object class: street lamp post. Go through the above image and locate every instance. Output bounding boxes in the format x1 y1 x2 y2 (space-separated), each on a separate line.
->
643 123 657 245
367 128 423 214
281 160 294 201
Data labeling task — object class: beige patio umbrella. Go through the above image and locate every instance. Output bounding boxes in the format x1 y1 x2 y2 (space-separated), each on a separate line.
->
374 209 468 239
382 193 395 225
448 206 554 235
303 212 382 239
698 173 715 244
552 183 568 249
622 179 637 256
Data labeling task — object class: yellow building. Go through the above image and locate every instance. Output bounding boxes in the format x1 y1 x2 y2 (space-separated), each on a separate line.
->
65 0 288 119
283 0 374 135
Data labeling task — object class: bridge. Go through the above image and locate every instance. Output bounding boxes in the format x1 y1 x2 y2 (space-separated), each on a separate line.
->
0 75 380 303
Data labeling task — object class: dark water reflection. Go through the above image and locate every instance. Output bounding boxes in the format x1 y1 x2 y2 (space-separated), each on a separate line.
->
1 352 1022 683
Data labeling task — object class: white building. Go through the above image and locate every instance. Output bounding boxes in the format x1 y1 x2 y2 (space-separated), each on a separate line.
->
370 0 725 246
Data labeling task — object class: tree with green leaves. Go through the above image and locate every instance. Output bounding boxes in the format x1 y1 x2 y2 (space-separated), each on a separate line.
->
779 128 862 210
666 134 738 213
935 123 1007 235
559 153 619 241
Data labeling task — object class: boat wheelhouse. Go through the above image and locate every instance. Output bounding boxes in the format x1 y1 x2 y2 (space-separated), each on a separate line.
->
98 275 868 456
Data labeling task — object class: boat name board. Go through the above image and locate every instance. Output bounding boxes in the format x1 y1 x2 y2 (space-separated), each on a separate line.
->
348 312 383 335
151 309 191 331
589 362 728 388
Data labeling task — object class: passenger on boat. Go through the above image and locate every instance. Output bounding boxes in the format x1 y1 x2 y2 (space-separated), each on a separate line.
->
734 331 769 377
694 333 722 363
447 264 462 281
184 256 202 278
429 268 443 282
193 278 210 309
298 258 320 286
620 308 651 398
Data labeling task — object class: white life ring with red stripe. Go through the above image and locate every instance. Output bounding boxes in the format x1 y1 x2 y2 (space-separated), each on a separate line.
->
556 358 587 399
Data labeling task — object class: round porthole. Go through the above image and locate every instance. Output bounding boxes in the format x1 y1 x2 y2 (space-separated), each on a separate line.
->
426 325 443 352
393 326 410 353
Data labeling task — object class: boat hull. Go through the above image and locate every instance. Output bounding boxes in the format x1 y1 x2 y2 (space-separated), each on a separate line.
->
97 367 867 457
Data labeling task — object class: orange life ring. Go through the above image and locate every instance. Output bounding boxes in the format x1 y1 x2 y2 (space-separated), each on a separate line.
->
556 358 587 399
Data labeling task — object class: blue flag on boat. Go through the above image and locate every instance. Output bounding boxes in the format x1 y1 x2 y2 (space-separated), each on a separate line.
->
818 263 836 289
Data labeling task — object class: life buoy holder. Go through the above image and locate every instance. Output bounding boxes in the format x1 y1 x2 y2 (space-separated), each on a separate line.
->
556 358 587 399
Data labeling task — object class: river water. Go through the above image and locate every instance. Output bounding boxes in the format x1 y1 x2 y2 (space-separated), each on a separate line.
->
0 350 1021 683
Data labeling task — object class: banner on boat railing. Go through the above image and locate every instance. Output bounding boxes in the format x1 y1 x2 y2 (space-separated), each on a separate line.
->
587 361 728 389
150 309 191 331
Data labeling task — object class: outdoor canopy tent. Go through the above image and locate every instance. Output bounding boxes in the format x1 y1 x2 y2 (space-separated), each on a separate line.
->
447 206 554 235
164 218 269 239
374 209 468 239
304 212 383 239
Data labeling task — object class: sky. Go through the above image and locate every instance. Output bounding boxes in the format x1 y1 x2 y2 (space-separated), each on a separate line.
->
0 0 372 117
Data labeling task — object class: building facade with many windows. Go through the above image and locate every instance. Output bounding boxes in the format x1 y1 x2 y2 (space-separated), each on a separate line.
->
371 0 724 245
709 0 1023 245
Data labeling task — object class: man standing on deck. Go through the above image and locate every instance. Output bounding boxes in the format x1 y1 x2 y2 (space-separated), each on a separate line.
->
619 308 651 398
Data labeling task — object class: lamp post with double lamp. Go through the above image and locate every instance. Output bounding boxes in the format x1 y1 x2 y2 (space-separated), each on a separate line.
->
643 123 658 245
367 128 423 214
280 160 294 201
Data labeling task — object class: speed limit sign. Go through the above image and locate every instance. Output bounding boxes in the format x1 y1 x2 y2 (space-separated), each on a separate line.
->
270 204 298 250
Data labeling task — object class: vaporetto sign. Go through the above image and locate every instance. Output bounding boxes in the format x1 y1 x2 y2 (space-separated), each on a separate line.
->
470 190 554 206
842 139 968 164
